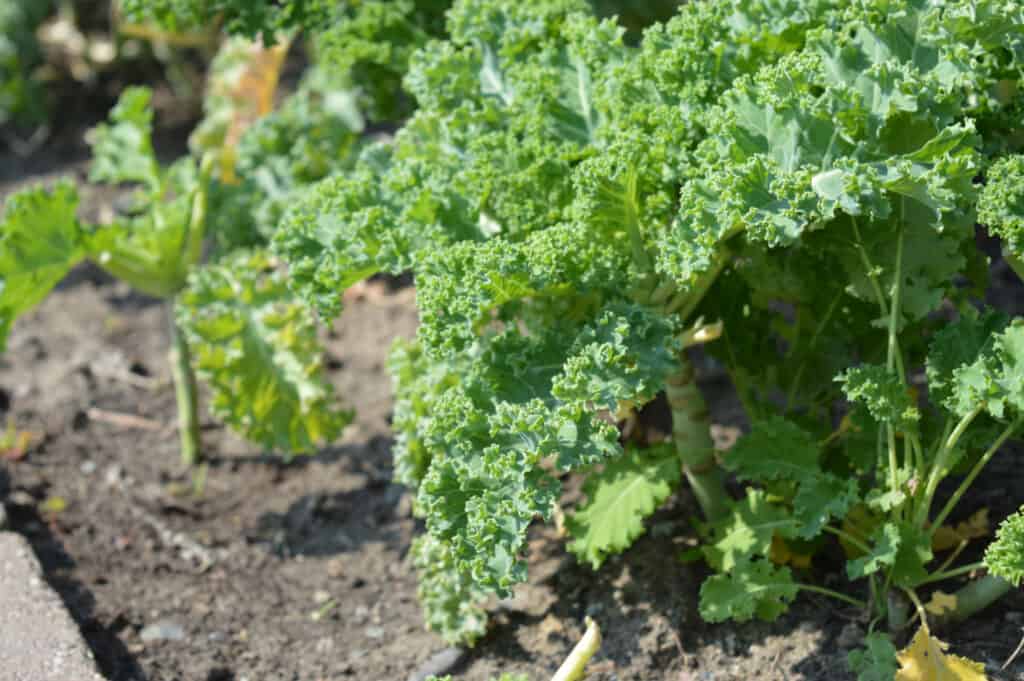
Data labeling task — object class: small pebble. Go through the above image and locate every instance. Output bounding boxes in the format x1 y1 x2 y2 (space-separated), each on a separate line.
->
406 647 466 681
365 626 385 640
139 619 186 642
80 460 97 475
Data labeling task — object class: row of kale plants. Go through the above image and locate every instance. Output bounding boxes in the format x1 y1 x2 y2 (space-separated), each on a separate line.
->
2 0 1024 677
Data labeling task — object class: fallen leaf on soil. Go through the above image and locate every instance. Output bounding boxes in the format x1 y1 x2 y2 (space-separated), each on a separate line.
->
933 509 989 551
925 592 959 618
897 626 988 681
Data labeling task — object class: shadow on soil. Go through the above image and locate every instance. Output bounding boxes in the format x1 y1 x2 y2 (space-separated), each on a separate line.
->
3 491 146 681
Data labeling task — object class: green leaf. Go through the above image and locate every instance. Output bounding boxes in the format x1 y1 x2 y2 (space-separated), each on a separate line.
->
848 632 899 681
979 155 1024 257
838 364 920 432
412 535 489 646
927 311 1009 408
847 523 901 580
699 559 799 623
723 417 820 483
705 488 797 572
88 87 162 193
985 505 1024 587
567 444 681 570
177 250 351 456
792 474 859 539
0 182 85 349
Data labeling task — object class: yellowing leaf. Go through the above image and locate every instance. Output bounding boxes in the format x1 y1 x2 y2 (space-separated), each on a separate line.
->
896 626 988 681
933 509 989 552
769 534 813 569
924 591 958 618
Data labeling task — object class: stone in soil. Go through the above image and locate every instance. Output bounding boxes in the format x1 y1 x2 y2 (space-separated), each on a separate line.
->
0 532 105 680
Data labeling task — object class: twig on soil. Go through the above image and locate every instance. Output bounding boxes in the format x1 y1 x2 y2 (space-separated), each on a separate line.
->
1002 628 1024 670
87 408 166 432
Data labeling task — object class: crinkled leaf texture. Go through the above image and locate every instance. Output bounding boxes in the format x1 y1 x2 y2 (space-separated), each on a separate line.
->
979 155 1024 257
567 444 681 569
412 535 489 646
177 251 350 456
985 505 1024 587
699 559 798 623
0 182 85 349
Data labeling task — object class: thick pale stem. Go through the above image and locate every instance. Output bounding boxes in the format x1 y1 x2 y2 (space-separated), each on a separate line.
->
170 309 201 466
666 356 730 521
550 617 601 681
938 575 1014 626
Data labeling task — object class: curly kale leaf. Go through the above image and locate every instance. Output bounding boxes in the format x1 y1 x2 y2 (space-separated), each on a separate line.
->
567 444 681 570
699 559 798 623
0 182 84 349
949 320 1024 420
927 311 1010 408
119 0 335 41
412 535 489 646
414 301 678 597
985 506 1024 587
838 365 920 433
177 251 350 456
664 1 987 294
388 338 463 488
979 155 1024 258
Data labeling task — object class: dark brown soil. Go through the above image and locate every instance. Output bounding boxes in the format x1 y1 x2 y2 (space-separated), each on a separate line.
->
2 133 1024 681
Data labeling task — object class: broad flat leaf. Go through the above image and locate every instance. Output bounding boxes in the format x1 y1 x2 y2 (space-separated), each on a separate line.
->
0 182 85 349
724 417 820 483
699 559 798 623
896 626 988 681
567 444 681 569
178 250 351 455
848 633 899 681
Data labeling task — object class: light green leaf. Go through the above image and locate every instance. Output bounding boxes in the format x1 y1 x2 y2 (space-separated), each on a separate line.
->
567 445 681 570
177 250 351 456
0 182 85 349
699 559 799 623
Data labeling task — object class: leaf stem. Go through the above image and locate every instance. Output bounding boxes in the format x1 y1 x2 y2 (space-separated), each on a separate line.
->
824 525 872 555
170 306 201 466
798 584 867 609
929 417 1022 533
916 405 984 526
916 561 985 586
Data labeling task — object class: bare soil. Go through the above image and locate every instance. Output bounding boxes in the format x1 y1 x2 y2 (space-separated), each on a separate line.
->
2 127 1024 681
